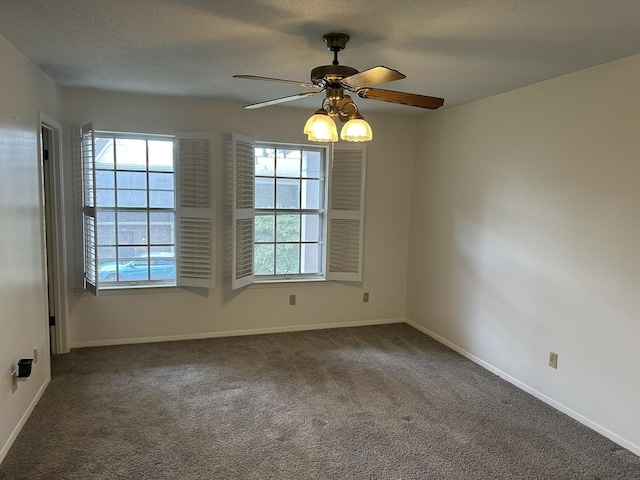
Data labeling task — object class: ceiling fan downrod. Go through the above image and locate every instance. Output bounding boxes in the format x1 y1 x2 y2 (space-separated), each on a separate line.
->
323 33 350 65
332 49 340 65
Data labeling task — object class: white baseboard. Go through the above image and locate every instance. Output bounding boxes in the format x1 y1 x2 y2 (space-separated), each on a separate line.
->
0 377 50 464
70 317 406 349
405 319 640 457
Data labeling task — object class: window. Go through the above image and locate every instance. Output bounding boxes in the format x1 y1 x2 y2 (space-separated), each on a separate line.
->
254 143 326 280
79 124 215 293
230 134 366 289
94 132 176 287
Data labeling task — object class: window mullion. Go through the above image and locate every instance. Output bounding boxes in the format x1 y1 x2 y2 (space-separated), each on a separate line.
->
145 139 151 276
113 136 120 274
273 148 278 276
297 148 302 275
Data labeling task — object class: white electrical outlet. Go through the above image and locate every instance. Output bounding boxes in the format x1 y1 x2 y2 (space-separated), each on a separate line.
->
33 347 38 363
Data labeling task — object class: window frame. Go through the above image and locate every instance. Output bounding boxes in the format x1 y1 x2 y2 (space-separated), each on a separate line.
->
93 130 177 289
253 141 330 283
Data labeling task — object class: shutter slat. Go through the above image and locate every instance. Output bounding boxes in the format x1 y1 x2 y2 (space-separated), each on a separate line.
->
235 218 254 278
330 150 363 211
81 122 98 295
179 138 212 209
329 219 361 273
231 133 255 289
327 144 366 282
235 142 255 210
178 217 213 278
176 134 216 288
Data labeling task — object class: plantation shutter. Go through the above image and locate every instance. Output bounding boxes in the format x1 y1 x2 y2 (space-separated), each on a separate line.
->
175 133 216 288
80 122 98 295
327 143 366 282
231 133 255 290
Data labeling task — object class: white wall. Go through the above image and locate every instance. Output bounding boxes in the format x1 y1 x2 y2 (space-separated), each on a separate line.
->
59 89 416 346
0 36 59 461
407 54 640 454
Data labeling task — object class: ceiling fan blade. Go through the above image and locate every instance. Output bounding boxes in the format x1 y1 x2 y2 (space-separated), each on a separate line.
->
357 88 444 110
243 91 323 109
340 66 406 89
234 75 321 89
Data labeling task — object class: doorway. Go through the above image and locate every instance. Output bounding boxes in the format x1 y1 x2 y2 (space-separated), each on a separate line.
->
40 114 70 354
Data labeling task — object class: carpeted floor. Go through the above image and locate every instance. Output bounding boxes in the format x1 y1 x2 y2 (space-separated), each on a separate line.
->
1 324 638 479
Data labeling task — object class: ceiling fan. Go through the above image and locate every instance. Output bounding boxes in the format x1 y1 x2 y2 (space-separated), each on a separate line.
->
234 33 445 112
235 33 444 142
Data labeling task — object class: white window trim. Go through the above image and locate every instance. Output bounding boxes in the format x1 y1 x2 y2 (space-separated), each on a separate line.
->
253 141 329 283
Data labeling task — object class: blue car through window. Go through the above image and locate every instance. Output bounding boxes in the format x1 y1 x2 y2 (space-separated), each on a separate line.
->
98 255 175 282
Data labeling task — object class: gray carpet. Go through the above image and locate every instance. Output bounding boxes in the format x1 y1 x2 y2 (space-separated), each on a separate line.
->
1 324 638 479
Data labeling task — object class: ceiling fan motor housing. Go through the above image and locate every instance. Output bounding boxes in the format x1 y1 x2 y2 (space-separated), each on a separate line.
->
311 65 359 86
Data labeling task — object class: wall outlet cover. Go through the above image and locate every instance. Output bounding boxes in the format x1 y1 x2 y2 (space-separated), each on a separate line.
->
549 352 558 369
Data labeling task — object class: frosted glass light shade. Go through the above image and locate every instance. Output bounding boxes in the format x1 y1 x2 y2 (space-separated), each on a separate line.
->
304 112 338 142
340 118 373 142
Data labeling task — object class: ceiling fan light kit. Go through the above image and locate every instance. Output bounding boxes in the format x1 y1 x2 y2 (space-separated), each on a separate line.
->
303 108 338 142
234 32 444 143
341 117 372 142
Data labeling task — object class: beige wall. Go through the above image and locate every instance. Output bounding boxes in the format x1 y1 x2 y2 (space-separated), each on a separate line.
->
59 89 416 346
0 36 59 461
407 54 640 454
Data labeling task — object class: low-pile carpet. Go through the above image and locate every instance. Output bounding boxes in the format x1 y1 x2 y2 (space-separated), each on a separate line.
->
1 324 638 479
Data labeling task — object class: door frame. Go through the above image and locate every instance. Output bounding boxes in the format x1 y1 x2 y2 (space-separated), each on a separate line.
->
39 112 70 354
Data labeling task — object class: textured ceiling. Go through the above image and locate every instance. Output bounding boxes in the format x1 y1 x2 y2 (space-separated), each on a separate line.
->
1 0 640 116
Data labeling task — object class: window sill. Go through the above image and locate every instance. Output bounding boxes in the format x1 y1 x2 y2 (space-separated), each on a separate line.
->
74 285 183 296
249 277 332 288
